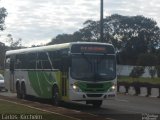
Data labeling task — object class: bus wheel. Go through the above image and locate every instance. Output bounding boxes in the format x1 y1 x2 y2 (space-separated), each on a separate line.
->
21 83 27 99
91 100 102 108
16 83 22 99
52 86 60 106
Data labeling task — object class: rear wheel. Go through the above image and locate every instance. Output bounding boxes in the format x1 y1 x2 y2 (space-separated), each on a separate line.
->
16 83 22 99
52 86 60 106
21 83 27 99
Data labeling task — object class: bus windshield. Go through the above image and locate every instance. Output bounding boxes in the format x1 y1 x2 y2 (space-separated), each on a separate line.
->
71 55 116 81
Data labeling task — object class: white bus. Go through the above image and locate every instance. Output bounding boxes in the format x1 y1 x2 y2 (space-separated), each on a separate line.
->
4 42 117 107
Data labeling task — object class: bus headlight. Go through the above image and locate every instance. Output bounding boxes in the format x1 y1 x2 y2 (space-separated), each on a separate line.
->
109 84 116 92
112 85 116 90
72 84 82 92
73 84 77 89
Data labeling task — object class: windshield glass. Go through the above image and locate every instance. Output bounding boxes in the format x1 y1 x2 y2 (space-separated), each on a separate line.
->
71 55 116 81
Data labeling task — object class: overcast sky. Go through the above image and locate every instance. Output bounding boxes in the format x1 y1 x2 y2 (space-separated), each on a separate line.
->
0 0 160 46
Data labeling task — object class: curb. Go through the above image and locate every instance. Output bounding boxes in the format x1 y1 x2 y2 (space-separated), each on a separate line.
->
118 85 160 98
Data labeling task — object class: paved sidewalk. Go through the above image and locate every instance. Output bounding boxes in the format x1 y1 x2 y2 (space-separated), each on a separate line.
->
0 91 16 97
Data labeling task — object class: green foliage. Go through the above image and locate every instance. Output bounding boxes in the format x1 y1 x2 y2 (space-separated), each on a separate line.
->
137 53 158 66
6 34 22 49
118 76 160 85
148 67 156 78
136 53 158 78
0 34 23 68
48 14 160 66
155 65 160 77
0 6 7 68
129 66 145 78
0 7 7 31
0 43 6 69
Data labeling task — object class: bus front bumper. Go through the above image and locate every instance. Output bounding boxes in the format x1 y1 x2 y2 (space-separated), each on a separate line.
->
69 89 116 101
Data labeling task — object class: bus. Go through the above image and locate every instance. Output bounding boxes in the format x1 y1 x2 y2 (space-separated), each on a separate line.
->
4 42 117 107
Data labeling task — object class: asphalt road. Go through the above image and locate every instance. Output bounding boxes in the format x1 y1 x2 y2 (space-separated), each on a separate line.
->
0 91 160 120
90 94 160 114
62 94 160 120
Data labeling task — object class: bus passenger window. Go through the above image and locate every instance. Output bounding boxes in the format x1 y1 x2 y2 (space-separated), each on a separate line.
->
37 52 52 69
27 53 36 69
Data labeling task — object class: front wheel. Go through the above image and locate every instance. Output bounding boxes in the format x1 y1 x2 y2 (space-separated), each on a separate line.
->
16 83 22 99
52 86 60 106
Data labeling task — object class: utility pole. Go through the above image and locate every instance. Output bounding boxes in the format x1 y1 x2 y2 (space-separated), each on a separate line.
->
100 0 104 42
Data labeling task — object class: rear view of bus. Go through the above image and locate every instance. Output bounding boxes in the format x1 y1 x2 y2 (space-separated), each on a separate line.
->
69 43 117 107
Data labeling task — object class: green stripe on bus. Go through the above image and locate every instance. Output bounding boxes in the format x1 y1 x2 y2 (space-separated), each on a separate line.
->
28 71 57 98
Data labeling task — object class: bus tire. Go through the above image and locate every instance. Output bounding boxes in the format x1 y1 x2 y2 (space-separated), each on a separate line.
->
52 86 60 106
16 82 22 99
21 82 27 99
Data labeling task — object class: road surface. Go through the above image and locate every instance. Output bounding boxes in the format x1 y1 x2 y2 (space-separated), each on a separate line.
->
0 92 160 120
62 94 160 120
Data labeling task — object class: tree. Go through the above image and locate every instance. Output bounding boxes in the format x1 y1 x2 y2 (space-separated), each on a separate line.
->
103 15 160 65
48 31 84 45
0 5 7 69
137 53 157 66
79 20 99 42
129 66 145 78
0 7 7 31
48 14 160 65
6 34 22 50
137 53 158 78
0 42 6 69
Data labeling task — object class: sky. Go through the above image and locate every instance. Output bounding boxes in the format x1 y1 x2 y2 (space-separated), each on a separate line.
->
0 0 160 47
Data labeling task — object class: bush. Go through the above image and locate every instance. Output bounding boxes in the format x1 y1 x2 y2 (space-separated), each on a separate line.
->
149 67 156 78
137 53 157 66
155 65 160 77
129 66 145 78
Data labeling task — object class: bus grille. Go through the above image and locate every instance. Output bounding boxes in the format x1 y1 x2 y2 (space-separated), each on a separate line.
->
78 82 112 93
86 94 103 97
87 84 103 88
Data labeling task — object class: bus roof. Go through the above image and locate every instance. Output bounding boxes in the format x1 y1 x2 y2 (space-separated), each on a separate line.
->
5 42 114 56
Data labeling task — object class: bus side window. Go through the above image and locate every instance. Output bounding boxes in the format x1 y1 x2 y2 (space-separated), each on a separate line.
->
15 54 29 69
37 52 52 69
27 53 37 69
48 51 61 70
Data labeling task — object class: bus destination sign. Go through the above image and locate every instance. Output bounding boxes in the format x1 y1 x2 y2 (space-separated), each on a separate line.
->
80 46 106 53
71 44 115 54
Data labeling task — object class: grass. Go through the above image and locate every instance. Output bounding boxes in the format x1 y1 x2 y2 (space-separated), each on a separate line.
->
0 100 75 120
118 76 160 85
